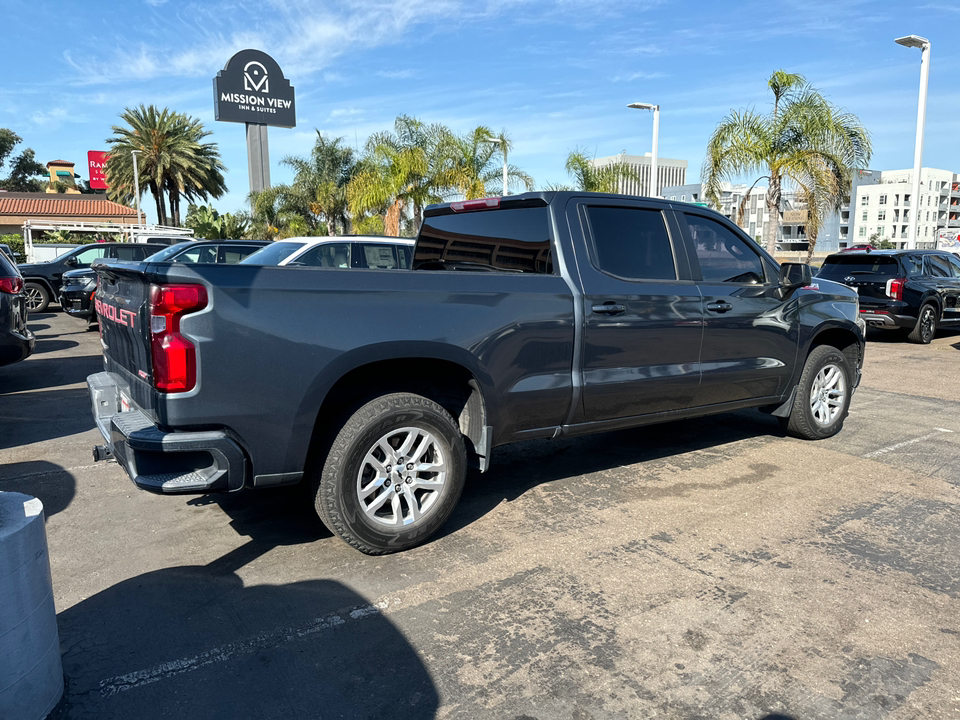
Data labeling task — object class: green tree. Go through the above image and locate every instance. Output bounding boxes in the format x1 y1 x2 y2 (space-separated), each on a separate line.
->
348 115 454 237
554 149 640 193
440 126 534 201
283 132 358 236
703 70 872 254
105 105 227 226
0 129 46 192
185 203 252 239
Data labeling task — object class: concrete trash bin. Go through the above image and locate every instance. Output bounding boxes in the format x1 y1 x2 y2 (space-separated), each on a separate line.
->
0 492 63 719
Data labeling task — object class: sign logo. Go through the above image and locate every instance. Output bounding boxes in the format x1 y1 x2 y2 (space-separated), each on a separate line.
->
87 150 110 190
213 49 296 129
243 61 269 93
844 276 856 283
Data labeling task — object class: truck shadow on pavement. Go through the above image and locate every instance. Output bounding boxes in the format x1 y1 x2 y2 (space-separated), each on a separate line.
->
54 550 437 719
440 408 783 541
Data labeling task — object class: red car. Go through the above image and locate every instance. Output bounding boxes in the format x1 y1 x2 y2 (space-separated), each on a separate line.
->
838 244 877 253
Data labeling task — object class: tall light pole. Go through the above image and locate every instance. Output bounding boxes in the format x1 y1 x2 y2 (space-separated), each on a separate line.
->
485 138 508 196
130 150 143 230
628 102 660 197
895 34 930 250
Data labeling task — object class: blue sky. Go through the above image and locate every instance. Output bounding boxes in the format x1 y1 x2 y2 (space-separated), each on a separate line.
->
3 0 959 223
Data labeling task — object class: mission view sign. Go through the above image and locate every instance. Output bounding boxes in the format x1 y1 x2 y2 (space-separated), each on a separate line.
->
213 49 296 128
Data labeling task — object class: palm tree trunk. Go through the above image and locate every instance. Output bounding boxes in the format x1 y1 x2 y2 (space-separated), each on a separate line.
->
805 229 818 265
763 174 782 255
169 190 181 227
151 181 167 226
385 199 403 237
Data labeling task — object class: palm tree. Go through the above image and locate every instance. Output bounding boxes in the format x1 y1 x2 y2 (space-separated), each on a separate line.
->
702 70 872 254
558 150 641 193
283 132 357 236
440 126 534 200
105 105 227 226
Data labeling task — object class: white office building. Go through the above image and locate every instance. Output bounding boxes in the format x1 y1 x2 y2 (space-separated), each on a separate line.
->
592 154 687 197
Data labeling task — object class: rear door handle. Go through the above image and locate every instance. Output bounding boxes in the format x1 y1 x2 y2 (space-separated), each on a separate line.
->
591 302 626 315
706 301 733 313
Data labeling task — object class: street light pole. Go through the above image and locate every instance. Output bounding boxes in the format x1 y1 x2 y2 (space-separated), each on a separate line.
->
627 102 660 197
130 150 143 230
895 34 931 250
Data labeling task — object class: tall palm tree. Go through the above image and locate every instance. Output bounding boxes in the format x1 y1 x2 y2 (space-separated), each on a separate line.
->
440 126 534 200
702 70 872 254
283 132 357 236
559 150 641 193
105 105 227 226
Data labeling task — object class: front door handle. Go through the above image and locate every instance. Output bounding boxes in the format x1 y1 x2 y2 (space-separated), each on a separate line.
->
706 301 733 313
592 302 626 315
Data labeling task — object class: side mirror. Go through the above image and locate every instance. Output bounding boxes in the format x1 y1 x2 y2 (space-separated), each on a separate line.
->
779 262 812 289
64 256 79 267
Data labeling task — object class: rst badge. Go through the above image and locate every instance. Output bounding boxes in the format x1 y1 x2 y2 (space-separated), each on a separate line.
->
95 298 136 328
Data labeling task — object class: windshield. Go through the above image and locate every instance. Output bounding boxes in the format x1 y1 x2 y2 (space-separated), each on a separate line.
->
144 242 195 262
817 255 900 279
240 242 306 265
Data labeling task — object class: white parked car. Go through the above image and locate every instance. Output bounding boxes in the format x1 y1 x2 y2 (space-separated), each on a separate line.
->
240 236 414 270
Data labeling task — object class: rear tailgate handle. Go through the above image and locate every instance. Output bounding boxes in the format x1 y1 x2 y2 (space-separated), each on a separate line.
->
706 301 733 313
592 302 626 315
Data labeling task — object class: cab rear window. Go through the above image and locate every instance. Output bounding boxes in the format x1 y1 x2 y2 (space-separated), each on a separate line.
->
818 256 900 279
415 207 553 273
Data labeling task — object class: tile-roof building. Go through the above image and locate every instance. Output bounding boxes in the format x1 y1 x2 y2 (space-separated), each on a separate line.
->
0 191 143 235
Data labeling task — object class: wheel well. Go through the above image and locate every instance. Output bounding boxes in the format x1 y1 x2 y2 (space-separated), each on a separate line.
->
809 328 860 371
23 277 54 295
308 358 487 467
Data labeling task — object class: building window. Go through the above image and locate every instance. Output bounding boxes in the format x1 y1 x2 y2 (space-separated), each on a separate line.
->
670 196 676 201
861 210 868 222
859 227 866 237
878 226 885 236
878 210 886 221
879 194 887 205
860 196 868 206
681 195 686 201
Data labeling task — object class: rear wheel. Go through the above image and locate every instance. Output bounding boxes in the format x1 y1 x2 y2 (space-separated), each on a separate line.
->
23 282 49 313
780 345 852 440
313 393 466 554
907 302 937 344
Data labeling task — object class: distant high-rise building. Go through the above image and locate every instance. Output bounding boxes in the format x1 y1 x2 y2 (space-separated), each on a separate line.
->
591 154 687 196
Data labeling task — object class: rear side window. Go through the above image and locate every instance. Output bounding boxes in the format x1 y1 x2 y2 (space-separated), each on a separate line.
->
818 255 900 279
293 243 351 268
685 214 765 283
415 207 553 273
946 254 960 278
584 206 675 280
925 254 951 278
175 245 218 264
219 246 262 264
361 244 401 269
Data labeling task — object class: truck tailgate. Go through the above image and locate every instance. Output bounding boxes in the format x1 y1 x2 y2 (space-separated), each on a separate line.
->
93 261 157 416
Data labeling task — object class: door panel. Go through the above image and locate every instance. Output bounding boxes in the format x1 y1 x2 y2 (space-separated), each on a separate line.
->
574 202 703 421
681 212 799 406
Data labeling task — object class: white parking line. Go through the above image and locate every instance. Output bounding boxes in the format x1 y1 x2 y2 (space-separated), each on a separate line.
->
98 600 389 697
864 428 954 459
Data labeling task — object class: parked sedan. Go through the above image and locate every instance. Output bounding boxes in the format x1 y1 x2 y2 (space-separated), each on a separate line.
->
62 240 269 326
0 252 35 366
240 236 414 269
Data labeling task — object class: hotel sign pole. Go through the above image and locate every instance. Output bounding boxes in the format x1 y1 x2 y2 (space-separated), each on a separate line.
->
213 49 296 196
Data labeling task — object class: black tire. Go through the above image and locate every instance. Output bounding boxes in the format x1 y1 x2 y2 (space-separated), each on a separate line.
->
781 345 852 440
907 302 937 344
313 393 466 554
23 282 50 313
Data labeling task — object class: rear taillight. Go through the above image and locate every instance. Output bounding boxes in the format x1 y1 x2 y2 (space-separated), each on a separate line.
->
149 284 208 392
0 276 23 294
885 277 905 301
450 197 500 212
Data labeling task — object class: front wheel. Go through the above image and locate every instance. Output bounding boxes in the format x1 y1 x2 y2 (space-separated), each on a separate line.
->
23 282 49 313
908 303 937 344
780 345 852 440
313 393 466 554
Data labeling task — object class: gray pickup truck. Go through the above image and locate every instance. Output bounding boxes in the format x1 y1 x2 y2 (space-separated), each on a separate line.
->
88 192 865 554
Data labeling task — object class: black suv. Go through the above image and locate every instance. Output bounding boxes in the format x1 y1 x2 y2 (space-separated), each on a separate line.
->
19 242 166 313
59 239 268 325
817 249 960 343
0 252 35 366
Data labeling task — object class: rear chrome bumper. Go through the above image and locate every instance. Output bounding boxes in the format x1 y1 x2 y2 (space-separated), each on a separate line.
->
87 371 247 494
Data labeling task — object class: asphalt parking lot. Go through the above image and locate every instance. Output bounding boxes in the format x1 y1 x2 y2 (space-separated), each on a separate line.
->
2 311 960 719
